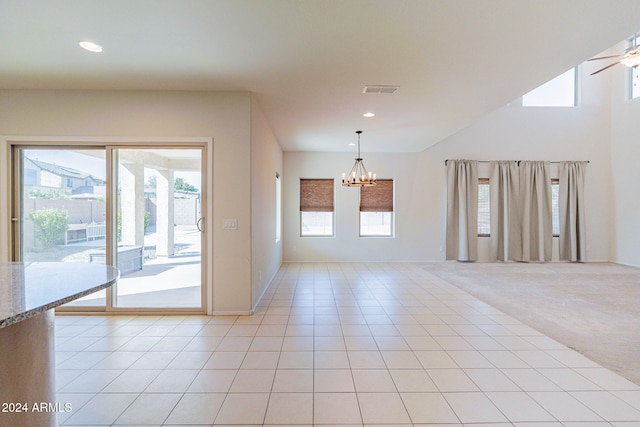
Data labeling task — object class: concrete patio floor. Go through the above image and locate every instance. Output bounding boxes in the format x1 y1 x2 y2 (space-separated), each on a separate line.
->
58 225 202 309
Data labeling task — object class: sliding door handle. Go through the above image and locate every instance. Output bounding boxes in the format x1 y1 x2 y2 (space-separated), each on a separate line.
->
196 217 205 232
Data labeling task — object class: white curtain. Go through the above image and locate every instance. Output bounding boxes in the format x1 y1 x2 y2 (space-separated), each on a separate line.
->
489 161 521 261
559 161 588 262
519 161 552 262
446 160 478 261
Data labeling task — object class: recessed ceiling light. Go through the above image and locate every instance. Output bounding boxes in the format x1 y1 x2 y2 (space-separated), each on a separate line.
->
363 112 375 118
79 41 103 53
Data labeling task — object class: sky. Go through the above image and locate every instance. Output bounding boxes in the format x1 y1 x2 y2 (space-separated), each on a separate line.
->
27 149 106 180
25 149 201 189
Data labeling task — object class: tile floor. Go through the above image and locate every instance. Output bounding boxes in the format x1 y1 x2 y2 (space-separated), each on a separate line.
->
54 262 640 426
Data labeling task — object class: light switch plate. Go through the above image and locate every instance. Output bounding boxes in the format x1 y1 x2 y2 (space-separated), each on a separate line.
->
223 219 238 230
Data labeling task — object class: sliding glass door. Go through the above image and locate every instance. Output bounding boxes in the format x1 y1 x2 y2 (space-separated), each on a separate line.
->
113 148 203 308
12 144 206 312
15 148 108 307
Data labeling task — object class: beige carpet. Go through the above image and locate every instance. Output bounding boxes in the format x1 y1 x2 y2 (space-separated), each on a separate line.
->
422 261 640 385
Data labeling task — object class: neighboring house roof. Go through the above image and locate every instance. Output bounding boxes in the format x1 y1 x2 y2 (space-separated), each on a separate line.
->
26 157 106 185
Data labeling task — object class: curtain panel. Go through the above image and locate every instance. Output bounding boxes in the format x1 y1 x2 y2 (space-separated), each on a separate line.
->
489 161 521 261
446 160 478 261
519 161 552 262
559 161 588 262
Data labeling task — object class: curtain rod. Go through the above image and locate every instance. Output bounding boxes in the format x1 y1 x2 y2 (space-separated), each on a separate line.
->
444 160 590 165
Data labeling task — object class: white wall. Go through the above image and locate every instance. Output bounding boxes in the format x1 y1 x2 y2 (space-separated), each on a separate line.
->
250 95 284 309
284 64 613 262
610 45 640 267
284 151 430 262
0 89 254 313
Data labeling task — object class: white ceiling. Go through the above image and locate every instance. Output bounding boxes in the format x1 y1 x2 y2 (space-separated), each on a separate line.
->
1 0 638 152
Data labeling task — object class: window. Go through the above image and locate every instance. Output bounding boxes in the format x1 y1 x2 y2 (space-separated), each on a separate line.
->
522 67 578 107
478 178 490 236
24 169 37 186
551 179 559 237
631 65 640 99
275 173 281 242
360 179 393 236
629 35 640 99
300 178 334 236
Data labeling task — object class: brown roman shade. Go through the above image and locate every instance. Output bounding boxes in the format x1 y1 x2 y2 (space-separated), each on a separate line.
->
360 179 393 212
300 179 334 212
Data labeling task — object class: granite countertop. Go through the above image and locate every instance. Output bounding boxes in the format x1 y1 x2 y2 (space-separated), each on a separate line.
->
0 262 119 328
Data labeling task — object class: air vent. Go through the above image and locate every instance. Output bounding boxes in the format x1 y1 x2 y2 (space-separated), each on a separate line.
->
363 85 399 94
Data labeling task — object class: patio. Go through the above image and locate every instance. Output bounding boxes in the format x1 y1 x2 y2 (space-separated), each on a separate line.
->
27 225 201 309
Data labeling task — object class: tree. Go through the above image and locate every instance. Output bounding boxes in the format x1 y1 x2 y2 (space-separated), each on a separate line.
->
174 177 198 192
29 208 68 249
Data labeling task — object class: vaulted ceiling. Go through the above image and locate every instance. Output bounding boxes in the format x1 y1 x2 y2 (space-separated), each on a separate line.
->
1 0 638 152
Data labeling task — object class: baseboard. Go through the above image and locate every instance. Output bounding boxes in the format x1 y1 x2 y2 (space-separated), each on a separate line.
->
211 310 253 316
251 268 279 314
611 260 640 269
282 259 428 263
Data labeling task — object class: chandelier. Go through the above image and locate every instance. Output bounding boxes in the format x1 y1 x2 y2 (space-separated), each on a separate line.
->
341 130 376 187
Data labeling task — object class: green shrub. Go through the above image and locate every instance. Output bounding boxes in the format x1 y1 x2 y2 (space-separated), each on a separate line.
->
144 210 151 233
29 208 68 248
28 188 70 199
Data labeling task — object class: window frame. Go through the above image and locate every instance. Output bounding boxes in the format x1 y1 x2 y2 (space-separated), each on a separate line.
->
522 67 579 107
551 178 560 238
275 172 281 243
630 64 639 100
299 178 335 237
477 178 490 237
359 179 394 237
300 211 334 237
359 211 394 237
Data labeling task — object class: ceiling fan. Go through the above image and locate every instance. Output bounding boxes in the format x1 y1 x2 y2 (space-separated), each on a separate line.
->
589 34 640 75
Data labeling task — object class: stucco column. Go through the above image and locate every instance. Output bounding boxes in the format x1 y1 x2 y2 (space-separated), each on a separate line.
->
156 169 174 257
120 161 145 247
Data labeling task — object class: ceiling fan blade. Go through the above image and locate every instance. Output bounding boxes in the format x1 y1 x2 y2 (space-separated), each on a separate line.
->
588 54 623 61
590 61 621 75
